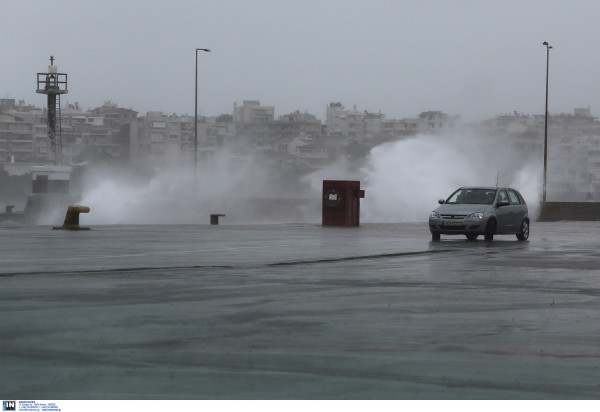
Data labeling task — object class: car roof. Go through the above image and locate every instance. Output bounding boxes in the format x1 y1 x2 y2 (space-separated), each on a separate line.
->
457 187 497 191
458 187 519 191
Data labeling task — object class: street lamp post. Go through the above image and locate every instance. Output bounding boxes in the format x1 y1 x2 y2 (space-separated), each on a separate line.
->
195 48 211 171
542 41 552 203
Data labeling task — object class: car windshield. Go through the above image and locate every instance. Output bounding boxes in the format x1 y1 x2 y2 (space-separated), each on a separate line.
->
446 188 496 205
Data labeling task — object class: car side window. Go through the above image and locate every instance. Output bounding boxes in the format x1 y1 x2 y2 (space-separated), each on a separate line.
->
497 190 509 204
508 190 520 205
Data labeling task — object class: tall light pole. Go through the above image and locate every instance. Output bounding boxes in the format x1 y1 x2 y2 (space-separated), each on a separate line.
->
195 48 211 171
542 41 552 203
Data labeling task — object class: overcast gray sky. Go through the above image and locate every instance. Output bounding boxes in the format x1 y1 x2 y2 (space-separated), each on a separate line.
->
2 0 599 121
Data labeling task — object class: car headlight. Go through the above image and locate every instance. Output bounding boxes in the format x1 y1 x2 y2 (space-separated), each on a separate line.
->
430 211 441 219
466 212 484 220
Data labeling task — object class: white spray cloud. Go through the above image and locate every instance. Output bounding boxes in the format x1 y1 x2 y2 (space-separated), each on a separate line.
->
78 149 315 225
509 164 542 219
79 166 197 224
78 132 543 225
304 132 543 223
360 135 483 222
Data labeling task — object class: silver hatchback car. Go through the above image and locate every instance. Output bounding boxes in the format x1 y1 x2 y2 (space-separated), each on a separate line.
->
429 187 529 241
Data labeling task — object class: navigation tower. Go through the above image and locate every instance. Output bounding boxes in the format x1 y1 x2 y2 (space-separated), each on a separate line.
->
36 55 68 164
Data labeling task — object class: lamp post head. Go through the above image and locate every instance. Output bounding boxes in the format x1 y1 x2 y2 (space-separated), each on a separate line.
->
196 48 211 52
543 41 553 49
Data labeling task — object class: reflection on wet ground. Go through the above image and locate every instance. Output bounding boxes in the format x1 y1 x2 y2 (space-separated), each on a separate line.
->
1 222 599 399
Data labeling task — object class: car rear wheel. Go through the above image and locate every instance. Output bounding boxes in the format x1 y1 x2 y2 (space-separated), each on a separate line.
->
516 219 529 241
466 234 478 240
484 219 496 241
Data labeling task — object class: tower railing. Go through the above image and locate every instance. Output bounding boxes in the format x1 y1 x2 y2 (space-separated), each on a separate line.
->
36 72 68 92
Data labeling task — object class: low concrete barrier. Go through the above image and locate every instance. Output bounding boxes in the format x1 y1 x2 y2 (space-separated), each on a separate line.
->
538 201 600 221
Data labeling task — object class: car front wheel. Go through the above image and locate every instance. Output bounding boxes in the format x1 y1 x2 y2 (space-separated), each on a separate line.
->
516 219 529 241
484 219 496 241
431 232 440 241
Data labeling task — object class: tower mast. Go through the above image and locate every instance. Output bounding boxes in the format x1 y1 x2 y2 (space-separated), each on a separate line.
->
36 55 68 164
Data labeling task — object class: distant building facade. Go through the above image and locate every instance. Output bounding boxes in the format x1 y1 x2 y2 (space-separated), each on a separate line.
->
137 111 192 160
233 101 321 149
325 102 458 142
482 109 600 200
0 99 138 165
2 94 598 201
0 99 44 163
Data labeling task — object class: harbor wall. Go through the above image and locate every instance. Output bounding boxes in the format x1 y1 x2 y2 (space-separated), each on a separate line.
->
538 201 600 221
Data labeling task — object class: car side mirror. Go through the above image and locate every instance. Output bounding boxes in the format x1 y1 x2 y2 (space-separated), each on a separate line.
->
497 200 510 207
438 199 445 204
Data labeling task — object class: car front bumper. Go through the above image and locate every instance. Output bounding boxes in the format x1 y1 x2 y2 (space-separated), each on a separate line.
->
429 218 485 235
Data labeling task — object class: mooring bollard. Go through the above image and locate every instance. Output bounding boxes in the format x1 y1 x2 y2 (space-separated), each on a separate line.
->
210 213 226 225
53 205 91 230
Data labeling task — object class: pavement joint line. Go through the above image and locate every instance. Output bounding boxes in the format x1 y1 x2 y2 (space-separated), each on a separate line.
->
266 249 458 267
0 249 459 278
1 244 296 264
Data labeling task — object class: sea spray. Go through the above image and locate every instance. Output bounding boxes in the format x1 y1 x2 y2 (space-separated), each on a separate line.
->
79 132 542 224
304 132 542 222
78 149 313 224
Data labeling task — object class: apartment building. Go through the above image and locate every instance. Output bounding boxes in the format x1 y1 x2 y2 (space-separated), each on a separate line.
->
0 113 34 163
233 101 321 148
233 100 274 123
326 103 457 141
0 99 139 165
136 112 192 160
0 100 44 163
547 111 600 199
3 94 597 200
482 109 600 200
135 111 236 161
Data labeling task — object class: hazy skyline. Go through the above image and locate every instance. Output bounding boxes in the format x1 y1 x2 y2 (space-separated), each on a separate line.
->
2 0 599 122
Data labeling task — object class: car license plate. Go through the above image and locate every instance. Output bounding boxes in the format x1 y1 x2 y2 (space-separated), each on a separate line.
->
444 221 461 226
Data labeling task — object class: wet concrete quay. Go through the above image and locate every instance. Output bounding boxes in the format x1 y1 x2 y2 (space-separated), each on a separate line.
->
1 222 599 399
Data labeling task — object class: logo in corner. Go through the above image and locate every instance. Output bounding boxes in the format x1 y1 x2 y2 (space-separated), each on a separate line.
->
2 401 16 411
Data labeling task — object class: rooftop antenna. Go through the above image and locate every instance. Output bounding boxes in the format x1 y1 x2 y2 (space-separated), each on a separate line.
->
496 171 500 187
